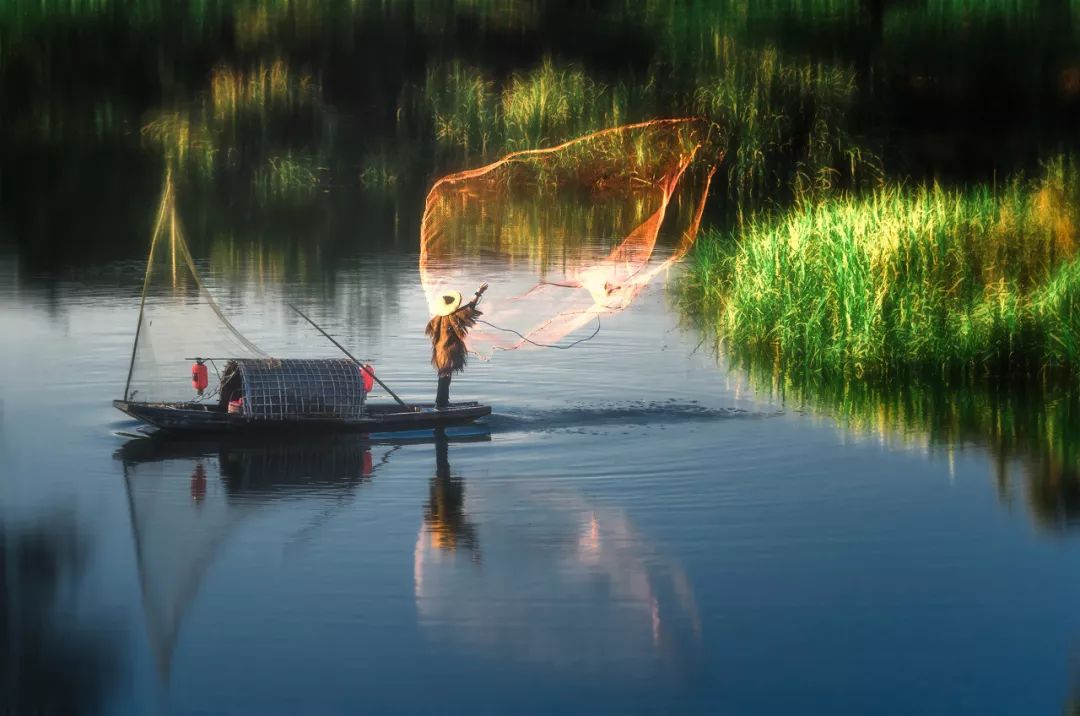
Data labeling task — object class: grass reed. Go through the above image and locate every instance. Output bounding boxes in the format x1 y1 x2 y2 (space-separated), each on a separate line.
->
419 57 636 158
693 42 879 213
682 157 1080 376
412 40 874 210
142 58 329 198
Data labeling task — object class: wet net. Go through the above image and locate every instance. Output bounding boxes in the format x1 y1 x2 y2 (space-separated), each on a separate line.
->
419 118 721 356
124 175 266 404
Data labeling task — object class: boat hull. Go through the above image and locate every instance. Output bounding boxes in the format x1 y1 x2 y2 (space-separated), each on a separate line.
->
113 399 491 434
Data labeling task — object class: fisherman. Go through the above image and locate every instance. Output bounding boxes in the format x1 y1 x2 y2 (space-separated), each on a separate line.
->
426 283 487 409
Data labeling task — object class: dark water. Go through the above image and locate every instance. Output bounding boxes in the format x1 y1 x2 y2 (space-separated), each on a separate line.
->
5 247 1080 714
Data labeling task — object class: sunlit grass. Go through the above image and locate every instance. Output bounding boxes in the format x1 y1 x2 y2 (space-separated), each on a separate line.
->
683 157 1080 376
209 59 318 123
694 40 879 212
421 62 498 157
419 57 636 157
141 58 329 200
253 153 324 204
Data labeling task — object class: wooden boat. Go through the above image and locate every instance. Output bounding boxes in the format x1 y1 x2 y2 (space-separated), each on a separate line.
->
115 358 490 435
115 177 490 435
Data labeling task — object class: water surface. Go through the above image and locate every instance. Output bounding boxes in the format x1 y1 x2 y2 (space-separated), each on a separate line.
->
4 246 1080 713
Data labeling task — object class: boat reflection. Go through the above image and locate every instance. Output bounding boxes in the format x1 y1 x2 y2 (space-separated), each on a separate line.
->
117 426 702 684
115 433 403 681
414 431 704 677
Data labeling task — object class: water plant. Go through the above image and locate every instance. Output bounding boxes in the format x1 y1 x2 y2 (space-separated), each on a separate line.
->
420 62 498 158
252 153 324 204
693 41 879 213
417 57 639 158
141 58 332 199
682 156 1080 377
500 58 619 150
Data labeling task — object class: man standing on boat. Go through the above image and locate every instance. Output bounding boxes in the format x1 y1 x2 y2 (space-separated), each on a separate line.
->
426 283 487 409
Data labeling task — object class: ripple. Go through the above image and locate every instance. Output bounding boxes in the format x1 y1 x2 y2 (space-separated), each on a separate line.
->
488 400 778 434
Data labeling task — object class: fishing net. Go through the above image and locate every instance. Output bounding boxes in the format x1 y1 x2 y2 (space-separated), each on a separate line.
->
419 118 721 356
124 176 266 404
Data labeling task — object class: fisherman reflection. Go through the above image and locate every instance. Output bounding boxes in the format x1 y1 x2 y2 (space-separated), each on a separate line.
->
189 462 208 504
423 429 479 557
412 444 704 679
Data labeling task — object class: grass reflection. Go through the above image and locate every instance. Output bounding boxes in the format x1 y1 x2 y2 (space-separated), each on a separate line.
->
730 350 1080 531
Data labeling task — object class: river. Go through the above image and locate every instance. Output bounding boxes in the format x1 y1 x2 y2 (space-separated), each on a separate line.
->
4 238 1080 713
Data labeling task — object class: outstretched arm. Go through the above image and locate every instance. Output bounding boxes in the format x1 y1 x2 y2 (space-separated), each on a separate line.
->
466 282 489 309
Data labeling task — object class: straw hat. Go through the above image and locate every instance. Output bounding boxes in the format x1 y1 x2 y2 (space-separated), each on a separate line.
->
434 290 463 317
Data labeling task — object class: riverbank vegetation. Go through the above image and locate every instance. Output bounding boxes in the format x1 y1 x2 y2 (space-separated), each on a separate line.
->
7 1 1076 216
683 157 1080 376
5 1 1080 375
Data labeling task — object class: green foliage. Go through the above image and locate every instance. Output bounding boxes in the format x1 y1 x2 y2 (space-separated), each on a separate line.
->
418 57 640 159
413 35 877 213
693 41 879 212
422 62 498 157
253 153 324 204
683 157 1080 376
141 58 331 201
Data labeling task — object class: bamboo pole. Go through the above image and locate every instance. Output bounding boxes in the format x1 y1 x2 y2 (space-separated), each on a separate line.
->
124 172 172 401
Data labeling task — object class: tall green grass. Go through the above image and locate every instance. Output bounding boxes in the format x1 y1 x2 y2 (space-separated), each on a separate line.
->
141 58 331 200
693 41 878 213
253 153 324 204
411 41 875 217
683 157 1080 376
418 57 639 158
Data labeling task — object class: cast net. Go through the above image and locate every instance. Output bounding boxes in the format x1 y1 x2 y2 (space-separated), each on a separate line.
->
124 175 266 404
419 118 721 356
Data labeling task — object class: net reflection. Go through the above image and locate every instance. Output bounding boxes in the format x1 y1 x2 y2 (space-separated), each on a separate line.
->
414 431 703 677
115 434 393 682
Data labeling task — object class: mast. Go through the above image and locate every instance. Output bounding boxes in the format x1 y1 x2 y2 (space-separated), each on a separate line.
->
123 171 173 401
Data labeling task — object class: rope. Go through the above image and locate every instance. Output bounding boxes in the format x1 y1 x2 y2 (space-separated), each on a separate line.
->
172 209 267 358
477 316 601 350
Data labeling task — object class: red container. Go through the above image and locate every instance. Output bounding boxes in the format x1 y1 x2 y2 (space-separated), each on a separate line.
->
360 364 375 393
191 362 209 393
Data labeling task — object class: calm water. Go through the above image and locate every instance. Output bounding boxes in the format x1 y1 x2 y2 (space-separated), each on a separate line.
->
4 244 1080 714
